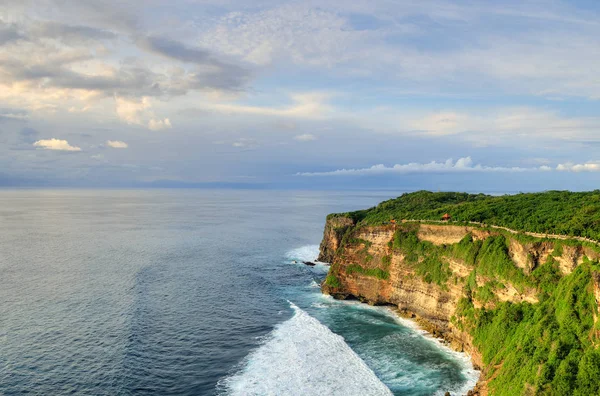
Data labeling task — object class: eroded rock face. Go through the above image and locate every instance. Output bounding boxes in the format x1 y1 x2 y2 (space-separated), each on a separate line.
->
317 216 354 263
507 239 553 274
322 223 471 334
555 245 584 275
319 218 598 395
592 272 600 326
320 221 485 381
417 224 470 245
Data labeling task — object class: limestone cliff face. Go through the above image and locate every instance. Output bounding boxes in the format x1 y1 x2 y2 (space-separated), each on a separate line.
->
319 219 596 393
320 221 486 367
317 216 355 263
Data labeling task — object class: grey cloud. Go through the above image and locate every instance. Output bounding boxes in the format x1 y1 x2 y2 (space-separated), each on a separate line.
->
0 22 24 46
1 38 251 98
32 21 117 43
138 35 253 91
139 36 216 65
0 108 28 122
186 67 252 92
3 0 140 34
61 0 140 33
0 55 184 97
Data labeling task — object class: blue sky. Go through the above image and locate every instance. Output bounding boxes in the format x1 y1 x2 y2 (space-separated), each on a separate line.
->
2 0 600 190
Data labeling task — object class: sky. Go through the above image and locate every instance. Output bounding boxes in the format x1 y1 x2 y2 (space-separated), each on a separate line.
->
2 0 600 191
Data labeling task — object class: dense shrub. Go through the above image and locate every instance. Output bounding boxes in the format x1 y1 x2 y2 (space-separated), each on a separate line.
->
346 263 389 280
456 264 600 395
334 190 600 240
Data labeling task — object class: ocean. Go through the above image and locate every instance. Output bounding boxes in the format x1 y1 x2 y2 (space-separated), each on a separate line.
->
0 189 478 395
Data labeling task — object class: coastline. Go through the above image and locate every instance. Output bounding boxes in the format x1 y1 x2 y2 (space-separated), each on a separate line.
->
318 204 600 394
324 294 483 396
388 306 484 396
290 245 478 394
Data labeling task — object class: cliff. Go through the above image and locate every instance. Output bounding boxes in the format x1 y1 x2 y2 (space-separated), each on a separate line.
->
320 209 600 395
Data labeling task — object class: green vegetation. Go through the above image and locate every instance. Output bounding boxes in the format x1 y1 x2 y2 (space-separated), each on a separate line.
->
474 281 501 304
455 263 600 395
387 225 600 393
391 226 531 290
332 190 600 240
381 255 391 267
476 235 530 292
348 237 372 248
392 227 452 286
325 274 341 288
346 263 389 280
452 234 481 266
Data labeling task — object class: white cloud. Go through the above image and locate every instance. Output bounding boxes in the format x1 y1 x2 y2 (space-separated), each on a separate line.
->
148 118 172 131
115 96 152 126
115 96 172 130
68 106 91 113
231 138 258 148
33 138 81 151
195 4 376 67
297 156 555 176
294 133 317 142
556 162 600 172
106 140 128 148
195 92 333 120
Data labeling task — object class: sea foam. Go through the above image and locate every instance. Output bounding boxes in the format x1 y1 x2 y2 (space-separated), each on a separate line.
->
285 244 321 263
285 245 329 273
315 296 480 395
219 302 393 396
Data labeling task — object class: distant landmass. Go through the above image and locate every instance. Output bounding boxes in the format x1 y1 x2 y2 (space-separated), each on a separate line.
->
319 191 600 395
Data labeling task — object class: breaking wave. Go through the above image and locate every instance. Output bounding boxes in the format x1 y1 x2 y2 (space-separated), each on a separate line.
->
285 244 321 262
219 302 392 396
285 245 329 273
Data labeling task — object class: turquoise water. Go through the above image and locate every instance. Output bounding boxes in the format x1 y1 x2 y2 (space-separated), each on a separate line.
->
0 189 477 395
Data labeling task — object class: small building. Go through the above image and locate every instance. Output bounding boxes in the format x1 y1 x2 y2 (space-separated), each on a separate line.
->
441 213 451 221
390 219 396 224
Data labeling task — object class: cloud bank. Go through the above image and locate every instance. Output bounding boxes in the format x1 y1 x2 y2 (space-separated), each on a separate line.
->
4 1 600 188
297 157 600 176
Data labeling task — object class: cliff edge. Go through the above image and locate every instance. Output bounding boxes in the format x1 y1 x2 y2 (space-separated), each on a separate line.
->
319 191 600 395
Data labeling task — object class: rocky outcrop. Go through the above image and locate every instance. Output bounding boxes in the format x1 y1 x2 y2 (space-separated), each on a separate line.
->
317 216 354 263
507 239 554 274
593 272 600 334
414 223 497 245
417 224 470 245
555 245 584 275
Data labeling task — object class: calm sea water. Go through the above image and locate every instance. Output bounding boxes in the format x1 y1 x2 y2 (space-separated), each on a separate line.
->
0 189 478 395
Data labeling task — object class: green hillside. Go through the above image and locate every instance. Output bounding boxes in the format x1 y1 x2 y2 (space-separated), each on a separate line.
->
330 190 600 240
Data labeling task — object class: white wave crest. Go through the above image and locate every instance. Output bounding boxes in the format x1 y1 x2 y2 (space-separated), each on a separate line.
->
285 245 320 262
220 302 393 396
286 245 329 273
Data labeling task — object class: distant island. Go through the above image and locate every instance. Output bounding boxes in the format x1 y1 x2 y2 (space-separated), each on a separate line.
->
319 191 600 395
